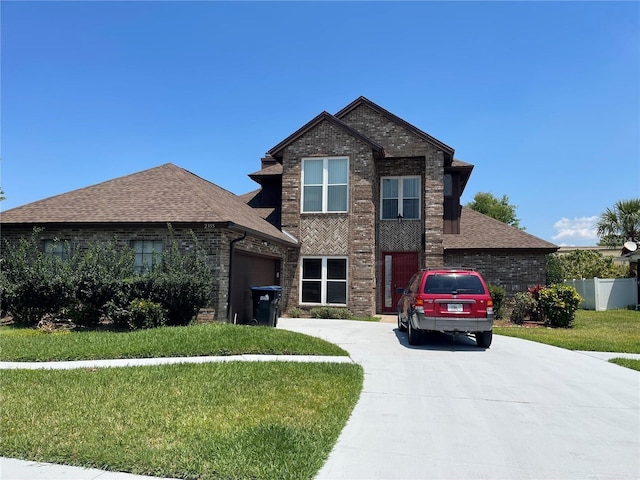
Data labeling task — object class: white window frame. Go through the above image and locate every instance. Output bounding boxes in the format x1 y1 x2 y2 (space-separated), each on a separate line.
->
301 157 349 213
380 176 421 220
300 256 348 306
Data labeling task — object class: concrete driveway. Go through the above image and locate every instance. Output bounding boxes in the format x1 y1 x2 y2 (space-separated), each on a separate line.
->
277 318 640 480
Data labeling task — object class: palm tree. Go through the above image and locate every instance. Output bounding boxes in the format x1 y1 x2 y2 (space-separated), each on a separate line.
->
596 199 640 247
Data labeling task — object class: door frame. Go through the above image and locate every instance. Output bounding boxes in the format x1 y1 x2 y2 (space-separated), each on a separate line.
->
381 251 419 313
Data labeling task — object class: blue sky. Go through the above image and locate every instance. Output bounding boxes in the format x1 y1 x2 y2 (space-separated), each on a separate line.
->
2 1 639 246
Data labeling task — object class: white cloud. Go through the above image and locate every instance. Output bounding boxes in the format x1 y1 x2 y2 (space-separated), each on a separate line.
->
552 216 599 245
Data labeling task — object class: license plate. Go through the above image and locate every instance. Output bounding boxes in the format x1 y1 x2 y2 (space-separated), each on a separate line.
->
447 303 463 313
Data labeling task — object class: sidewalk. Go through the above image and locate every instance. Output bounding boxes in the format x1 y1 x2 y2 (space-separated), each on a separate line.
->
2 325 638 480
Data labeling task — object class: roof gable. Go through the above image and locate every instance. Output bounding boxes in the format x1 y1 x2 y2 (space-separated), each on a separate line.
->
1 163 296 245
335 96 455 162
267 111 385 160
443 207 558 251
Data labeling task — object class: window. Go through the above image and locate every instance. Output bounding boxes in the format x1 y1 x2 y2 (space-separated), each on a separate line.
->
302 157 348 213
43 240 70 260
381 176 420 220
133 240 162 274
301 257 347 305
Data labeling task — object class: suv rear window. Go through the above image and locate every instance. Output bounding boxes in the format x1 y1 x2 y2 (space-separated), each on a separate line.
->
424 274 486 295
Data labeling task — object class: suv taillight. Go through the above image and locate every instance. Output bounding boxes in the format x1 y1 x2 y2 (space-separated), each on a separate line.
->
486 298 494 316
414 296 424 314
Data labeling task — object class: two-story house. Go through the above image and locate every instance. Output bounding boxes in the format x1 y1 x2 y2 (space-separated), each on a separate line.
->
1 96 557 323
246 96 557 317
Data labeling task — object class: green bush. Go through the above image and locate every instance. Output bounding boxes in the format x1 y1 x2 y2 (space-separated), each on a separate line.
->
488 284 506 319
117 299 167 329
538 284 582 328
309 306 353 319
1 227 212 330
550 249 629 281
0 232 74 326
146 234 212 326
510 291 537 325
68 240 135 327
285 307 305 318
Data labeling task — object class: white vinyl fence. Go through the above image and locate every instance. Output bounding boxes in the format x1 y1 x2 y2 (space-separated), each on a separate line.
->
564 278 638 311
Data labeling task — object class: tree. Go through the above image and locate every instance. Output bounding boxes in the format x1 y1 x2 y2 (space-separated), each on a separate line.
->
466 192 522 228
596 198 640 247
550 249 629 280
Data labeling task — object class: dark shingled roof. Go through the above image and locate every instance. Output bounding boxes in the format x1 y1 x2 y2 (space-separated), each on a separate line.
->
248 162 282 180
443 207 558 251
1 163 296 245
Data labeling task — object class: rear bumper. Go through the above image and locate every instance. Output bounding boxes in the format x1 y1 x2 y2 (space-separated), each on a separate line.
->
412 313 493 333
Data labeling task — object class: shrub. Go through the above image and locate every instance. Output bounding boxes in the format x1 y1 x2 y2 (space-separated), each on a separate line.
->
110 299 167 330
285 307 306 318
538 284 582 328
146 233 212 326
1 226 213 330
309 306 353 319
488 284 506 319
0 232 74 326
510 292 537 325
68 240 135 327
550 249 629 281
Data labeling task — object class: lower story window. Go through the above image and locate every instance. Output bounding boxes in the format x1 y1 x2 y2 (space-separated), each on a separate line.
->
43 239 70 260
301 257 347 305
133 240 162 274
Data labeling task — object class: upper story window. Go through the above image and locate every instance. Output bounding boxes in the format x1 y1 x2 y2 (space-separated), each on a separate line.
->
302 157 348 213
133 240 162 274
381 176 420 220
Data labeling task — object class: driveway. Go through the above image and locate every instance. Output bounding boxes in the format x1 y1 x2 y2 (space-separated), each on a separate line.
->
277 318 640 480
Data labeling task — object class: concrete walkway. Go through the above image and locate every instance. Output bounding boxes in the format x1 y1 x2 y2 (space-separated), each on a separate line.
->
2 318 639 480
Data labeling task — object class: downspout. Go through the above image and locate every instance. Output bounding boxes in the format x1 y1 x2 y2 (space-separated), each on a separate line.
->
227 231 247 322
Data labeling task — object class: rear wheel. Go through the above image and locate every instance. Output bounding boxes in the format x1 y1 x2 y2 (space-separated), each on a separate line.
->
476 330 492 348
407 317 422 345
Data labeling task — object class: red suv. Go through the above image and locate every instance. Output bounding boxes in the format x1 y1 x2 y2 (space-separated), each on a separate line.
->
397 268 494 348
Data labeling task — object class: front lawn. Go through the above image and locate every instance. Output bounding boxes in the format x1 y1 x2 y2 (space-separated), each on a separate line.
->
1 361 363 480
0 322 348 361
494 309 640 353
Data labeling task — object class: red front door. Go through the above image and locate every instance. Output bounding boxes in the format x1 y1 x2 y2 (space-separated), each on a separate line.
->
381 252 419 313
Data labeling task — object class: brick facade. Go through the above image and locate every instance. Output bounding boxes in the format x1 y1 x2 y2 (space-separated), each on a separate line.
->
1 224 291 322
444 251 548 295
276 103 453 316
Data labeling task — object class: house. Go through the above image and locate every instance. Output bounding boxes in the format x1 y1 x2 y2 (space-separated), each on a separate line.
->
1 96 558 321
248 96 557 316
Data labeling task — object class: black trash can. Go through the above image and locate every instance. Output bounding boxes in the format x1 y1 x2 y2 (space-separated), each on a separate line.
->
249 286 283 327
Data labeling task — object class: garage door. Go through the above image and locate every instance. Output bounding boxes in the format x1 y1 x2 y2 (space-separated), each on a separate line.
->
231 251 280 324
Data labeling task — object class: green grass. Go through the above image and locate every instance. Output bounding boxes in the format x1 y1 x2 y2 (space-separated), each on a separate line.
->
0 323 348 361
1 361 363 480
609 358 640 371
494 309 640 353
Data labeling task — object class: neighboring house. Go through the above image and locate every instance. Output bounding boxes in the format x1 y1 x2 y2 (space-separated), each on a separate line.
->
1 96 558 321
